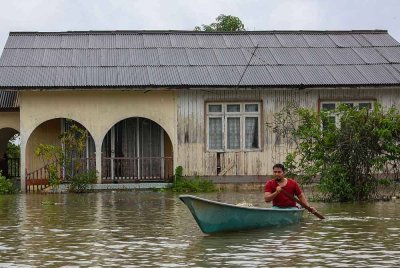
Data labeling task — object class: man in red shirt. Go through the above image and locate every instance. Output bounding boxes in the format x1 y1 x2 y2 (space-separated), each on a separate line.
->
264 163 315 212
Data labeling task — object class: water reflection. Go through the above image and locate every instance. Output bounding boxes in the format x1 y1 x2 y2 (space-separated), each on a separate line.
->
0 191 399 267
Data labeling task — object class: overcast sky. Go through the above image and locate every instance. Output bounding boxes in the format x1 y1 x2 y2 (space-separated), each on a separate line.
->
0 0 399 53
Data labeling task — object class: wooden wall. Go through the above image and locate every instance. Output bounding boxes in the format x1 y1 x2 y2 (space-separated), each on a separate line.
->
176 87 400 176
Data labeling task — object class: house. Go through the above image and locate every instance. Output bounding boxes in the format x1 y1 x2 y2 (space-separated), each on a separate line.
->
1 30 400 192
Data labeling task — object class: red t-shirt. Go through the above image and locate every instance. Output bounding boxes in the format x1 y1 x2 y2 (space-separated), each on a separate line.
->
264 178 302 207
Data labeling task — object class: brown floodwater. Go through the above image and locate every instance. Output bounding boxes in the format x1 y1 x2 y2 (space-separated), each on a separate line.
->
0 191 399 267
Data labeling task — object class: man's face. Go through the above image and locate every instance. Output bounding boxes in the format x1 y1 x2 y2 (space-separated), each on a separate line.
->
273 167 284 180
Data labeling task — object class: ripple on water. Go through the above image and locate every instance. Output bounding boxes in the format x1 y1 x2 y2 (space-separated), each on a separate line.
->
0 192 399 267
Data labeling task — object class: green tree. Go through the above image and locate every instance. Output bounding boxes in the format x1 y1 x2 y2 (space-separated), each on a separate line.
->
0 171 17 194
194 14 245 32
35 120 96 192
268 103 400 201
6 134 20 158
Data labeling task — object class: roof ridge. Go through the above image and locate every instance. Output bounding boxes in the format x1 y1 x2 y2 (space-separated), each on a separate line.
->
8 30 389 36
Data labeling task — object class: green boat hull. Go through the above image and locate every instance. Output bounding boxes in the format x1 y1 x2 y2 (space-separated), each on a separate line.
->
180 195 304 234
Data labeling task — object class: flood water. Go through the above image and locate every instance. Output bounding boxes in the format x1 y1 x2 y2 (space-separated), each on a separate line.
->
0 191 399 267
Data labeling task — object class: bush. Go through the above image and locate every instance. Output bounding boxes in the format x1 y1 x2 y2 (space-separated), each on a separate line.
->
0 173 17 194
36 121 97 193
269 103 400 201
171 166 216 193
172 176 216 193
68 170 97 193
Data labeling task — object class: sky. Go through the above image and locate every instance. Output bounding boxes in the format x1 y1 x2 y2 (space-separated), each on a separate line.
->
0 0 399 53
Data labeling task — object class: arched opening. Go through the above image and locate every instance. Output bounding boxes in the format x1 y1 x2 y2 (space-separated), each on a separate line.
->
0 128 20 180
101 117 173 183
25 118 95 191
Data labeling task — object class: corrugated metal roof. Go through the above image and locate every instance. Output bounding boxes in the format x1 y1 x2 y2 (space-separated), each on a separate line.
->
186 49 218 65
324 48 365 64
0 91 19 109
297 48 335 65
237 66 275 85
351 34 371 47
170 34 199 48
269 48 306 65
325 65 369 84
297 66 337 85
249 34 281 47
328 34 361 48
213 48 247 65
207 66 241 85
115 34 144 48
352 48 388 64
266 66 304 85
361 34 400 46
0 30 400 88
355 65 399 84
148 66 181 85
196 34 227 48
223 34 254 48
302 34 337 47
376 47 400 63
177 66 213 85
245 47 277 65
143 34 171 48
275 34 309 48
157 48 189 65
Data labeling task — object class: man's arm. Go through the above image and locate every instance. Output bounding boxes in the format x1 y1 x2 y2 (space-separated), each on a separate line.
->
264 186 282 202
297 193 316 212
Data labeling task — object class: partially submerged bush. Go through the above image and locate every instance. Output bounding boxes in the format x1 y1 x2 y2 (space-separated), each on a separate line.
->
172 166 216 193
0 172 17 194
68 170 97 193
269 102 400 201
36 120 97 193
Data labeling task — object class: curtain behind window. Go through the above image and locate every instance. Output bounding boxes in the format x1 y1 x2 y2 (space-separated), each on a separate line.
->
209 118 223 150
245 117 258 149
227 117 240 149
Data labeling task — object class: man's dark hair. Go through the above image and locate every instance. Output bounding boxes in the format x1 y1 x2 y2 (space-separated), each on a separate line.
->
273 163 285 171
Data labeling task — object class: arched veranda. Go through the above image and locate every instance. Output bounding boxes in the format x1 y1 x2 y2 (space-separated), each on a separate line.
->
101 117 173 182
25 118 95 191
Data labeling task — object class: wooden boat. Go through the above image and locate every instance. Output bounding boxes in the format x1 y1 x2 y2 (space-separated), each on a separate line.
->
179 195 304 234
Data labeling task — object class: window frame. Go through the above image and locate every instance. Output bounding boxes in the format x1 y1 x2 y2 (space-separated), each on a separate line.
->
206 102 262 152
319 99 375 127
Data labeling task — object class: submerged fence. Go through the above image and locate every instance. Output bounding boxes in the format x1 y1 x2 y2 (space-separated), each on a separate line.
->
25 156 173 192
102 156 174 182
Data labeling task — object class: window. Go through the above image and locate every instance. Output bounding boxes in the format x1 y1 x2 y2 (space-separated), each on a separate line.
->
207 102 261 151
320 100 374 127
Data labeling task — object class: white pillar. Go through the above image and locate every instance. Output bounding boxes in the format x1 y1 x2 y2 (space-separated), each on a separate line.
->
20 133 27 192
95 139 102 184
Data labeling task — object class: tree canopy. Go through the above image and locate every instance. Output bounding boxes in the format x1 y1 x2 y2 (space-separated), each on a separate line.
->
268 102 400 201
194 14 245 32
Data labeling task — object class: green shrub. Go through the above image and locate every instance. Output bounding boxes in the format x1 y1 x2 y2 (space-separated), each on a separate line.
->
0 173 17 194
68 170 97 193
175 166 183 182
36 121 97 193
171 166 216 193
172 176 216 193
269 102 400 201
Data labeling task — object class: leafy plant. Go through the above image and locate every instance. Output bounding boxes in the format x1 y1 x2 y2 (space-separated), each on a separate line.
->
268 103 400 201
6 133 20 158
35 144 63 187
36 120 96 193
171 166 216 193
0 172 17 194
194 14 245 32
68 170 97 193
